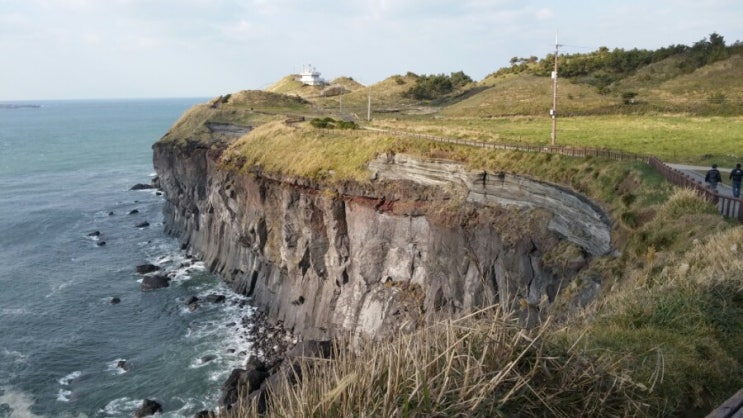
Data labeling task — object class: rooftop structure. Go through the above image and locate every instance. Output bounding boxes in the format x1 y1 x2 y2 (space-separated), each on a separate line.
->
299 64 325 86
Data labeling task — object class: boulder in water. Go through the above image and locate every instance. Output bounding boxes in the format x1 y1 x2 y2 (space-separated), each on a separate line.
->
135 221 150 228
130 183 154 191
110 297 121 304
136 264 160 274
201 354 217 364
96 241 106 247
134 399 162 417
117 360 129 371
205 294 226 304
140 275 170 291
87 231 100 237
128 209 139 215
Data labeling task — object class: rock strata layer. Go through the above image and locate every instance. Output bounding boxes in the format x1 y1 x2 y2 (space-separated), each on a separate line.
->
153 141 611 340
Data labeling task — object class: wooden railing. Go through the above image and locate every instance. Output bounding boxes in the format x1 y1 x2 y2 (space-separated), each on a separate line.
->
649 157 743 221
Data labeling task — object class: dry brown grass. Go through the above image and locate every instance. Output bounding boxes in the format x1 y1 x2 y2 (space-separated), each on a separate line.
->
227 307 648 418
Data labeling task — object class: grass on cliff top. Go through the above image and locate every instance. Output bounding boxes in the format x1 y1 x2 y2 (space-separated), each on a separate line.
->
369 114 743 166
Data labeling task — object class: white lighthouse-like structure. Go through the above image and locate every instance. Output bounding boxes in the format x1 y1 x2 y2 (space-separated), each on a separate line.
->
298 64 325 86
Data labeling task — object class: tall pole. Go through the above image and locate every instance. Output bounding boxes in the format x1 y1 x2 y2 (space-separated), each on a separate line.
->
551 34 559 146
367 91 371 121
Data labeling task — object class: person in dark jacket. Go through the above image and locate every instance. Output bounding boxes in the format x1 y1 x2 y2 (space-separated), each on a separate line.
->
730 163 743 198
705 164 722 191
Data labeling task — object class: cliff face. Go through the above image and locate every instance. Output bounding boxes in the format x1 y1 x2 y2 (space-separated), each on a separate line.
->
153 142 611 340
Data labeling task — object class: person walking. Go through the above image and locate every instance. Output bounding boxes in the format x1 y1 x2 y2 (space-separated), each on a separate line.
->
730 163 743 198
705 164 722 191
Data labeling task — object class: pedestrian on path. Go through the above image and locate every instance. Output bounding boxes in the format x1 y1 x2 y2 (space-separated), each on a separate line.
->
705 164 722 192
730 163 743 198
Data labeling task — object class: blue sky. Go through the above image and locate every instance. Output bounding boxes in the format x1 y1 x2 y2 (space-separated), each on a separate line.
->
1 0 741 100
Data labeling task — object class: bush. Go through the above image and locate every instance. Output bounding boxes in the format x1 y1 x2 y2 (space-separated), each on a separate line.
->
309 117 358 130
404 71 472 100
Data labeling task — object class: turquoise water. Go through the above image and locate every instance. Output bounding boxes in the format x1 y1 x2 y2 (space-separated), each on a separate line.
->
0 99 256 417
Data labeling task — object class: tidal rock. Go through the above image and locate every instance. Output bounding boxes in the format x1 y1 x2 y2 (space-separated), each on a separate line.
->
141 275 170 291
134 399 162 417
110 297 121 304
136 264 160 274
130 183 154 190
201 354 217 364
135 221 150 228
117 360 129 371
96 241 106 247
108 211 115 216
188 302 199 312
205 294 226 304
129 209 139 215
184 295 199 305
87 231 100 237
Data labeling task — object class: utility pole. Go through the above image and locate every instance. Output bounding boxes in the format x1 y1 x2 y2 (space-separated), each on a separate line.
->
367 90 371 121
550 34 560 146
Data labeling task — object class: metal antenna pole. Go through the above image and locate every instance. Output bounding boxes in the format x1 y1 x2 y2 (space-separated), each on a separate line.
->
551 34 560 146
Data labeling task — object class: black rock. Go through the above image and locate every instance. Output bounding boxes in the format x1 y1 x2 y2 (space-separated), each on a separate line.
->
96 241 106 247
135 221 150 228
130 183 154 190
87 231 100 237
110 297 121 304
140 275 170 291
184 295 199 305
156 191 163 196
194 410 216 418
219 366 269 409
129 209 139 215
201 354 217 364
117 360 129 371
205 294 226 304
134 399 162 417
108 211 115 216
136 264 160 274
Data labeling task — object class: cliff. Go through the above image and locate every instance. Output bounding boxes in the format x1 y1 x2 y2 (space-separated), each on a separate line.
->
153 130 611 341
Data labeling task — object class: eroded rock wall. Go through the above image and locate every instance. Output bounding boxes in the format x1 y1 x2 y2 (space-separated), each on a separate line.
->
153 143 611 340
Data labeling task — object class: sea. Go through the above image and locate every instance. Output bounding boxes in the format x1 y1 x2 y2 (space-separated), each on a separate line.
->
0 99 258 417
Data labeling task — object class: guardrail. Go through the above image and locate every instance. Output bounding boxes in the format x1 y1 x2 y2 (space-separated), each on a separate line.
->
649 157 743 221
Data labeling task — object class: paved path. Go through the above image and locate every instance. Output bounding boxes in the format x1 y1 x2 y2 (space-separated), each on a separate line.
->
666 164 737 198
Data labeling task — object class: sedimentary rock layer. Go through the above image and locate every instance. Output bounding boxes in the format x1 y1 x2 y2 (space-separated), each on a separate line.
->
153 142 611 340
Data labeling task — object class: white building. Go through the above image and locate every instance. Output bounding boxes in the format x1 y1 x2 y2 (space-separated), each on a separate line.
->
299 65 325 86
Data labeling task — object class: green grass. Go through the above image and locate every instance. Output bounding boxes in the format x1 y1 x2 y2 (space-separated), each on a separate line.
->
368 114 743 166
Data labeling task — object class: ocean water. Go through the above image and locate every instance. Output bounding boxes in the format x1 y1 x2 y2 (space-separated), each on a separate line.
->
0 99 256 417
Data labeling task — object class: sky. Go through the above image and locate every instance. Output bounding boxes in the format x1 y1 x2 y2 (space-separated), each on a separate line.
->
1 0 741 100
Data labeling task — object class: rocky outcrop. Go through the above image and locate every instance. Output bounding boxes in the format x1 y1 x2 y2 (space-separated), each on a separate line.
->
153 141 611 340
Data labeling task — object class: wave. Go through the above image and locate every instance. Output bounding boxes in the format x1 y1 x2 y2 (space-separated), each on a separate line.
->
57 370 82 386
0 386 45 417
